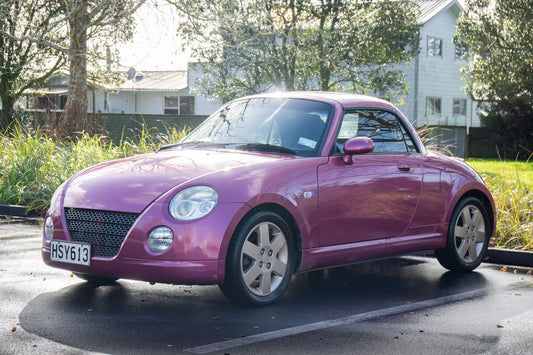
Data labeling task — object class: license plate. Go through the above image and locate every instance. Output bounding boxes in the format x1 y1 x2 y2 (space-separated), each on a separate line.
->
50 240 91 266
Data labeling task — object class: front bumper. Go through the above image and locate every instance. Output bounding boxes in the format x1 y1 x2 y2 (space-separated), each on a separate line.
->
41 200 250 285
41 249 224 284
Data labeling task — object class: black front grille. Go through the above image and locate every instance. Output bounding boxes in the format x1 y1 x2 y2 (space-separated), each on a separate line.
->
65 208 139 258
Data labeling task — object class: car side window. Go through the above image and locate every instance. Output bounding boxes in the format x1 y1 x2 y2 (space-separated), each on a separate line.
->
335 110 419 154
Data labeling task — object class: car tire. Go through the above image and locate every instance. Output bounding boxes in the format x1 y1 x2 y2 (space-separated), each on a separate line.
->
219 210 296 305
75 273 118 286
436 197 491 272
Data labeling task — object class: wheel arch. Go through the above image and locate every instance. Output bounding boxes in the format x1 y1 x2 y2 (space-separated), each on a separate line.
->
231 203 303 274
454 189 496 237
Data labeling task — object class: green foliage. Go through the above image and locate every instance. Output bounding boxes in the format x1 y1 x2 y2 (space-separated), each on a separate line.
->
456 0 533 160
0 126 186 213
175 0 419 104
0 0 67 133
467 159 533 251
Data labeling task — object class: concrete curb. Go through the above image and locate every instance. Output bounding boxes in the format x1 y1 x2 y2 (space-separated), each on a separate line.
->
0 204 41 218
484 248 533 268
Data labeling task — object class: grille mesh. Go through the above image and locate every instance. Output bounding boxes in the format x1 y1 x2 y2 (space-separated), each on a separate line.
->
65 208 138 258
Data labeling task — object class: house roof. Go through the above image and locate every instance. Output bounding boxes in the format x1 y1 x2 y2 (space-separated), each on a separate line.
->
116 70 188 91
416 0 462 24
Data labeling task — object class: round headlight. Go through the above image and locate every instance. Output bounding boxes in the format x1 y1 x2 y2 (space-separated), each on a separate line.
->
44 217 54 240
147 226 174 253
169 186 218 221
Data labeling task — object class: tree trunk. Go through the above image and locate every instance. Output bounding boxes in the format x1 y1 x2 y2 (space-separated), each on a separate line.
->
63 2 88 138
0 94 15 133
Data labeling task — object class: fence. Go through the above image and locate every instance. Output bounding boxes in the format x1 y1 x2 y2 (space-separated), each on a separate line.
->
425 126 497 158
31 112 208 142
30 112 497 158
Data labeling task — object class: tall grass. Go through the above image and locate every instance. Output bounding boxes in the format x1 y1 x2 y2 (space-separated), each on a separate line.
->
0 126 186 213
0 128 531 251
466 159 533 251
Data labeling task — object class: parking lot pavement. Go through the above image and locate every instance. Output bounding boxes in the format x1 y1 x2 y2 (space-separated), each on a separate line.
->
0 218 42 239
1 232 532 354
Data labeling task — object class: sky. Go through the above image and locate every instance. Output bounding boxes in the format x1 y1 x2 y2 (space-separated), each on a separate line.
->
117 1 190 71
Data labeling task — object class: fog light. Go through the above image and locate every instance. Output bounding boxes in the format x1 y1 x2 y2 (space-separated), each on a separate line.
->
44 217 54 240
147 226 174 253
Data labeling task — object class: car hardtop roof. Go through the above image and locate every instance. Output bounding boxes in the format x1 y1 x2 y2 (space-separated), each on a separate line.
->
244 91 395 110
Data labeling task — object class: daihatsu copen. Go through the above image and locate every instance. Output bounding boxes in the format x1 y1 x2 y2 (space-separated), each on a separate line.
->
42 92 495 305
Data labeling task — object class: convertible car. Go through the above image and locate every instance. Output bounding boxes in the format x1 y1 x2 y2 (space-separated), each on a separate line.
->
42 92 495 305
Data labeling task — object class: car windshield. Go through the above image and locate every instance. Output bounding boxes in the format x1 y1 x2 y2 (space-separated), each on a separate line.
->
181 97 333 157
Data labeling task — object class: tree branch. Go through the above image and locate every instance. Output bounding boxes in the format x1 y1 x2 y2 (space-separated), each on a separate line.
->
0 30 69 53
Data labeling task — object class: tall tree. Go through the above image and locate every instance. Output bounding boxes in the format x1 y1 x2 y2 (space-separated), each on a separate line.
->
456 0 533 159
172 0 419 103
0 0 66 133
57 0 147 137
1 0 147 137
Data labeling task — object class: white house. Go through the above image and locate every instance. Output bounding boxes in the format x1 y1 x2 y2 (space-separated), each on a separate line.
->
92 66 219 116
401 0 477 128
26 65 219 117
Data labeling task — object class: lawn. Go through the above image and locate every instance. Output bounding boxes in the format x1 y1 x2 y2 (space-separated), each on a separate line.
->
466 159 533 189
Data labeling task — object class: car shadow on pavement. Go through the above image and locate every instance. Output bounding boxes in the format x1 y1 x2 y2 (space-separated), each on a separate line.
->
19 257 488 353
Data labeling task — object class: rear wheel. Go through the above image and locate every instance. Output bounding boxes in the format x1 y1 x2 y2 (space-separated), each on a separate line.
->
436 197 491 272
219 211 296 305
75 273 118 286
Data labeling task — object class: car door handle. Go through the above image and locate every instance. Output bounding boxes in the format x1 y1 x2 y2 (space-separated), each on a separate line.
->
398 166 412 172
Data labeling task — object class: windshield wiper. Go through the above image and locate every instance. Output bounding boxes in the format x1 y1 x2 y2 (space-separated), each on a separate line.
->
158 142 230 152
159 142 296 155
233 143 297 155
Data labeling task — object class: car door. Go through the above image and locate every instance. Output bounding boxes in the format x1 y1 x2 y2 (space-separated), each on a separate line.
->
317 109 423 246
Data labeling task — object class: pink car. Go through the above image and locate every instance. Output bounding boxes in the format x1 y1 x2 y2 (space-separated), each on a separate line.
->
41 92 495 305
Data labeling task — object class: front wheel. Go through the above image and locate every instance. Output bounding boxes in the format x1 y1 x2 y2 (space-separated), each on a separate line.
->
219 211 296 305
436 197 491 272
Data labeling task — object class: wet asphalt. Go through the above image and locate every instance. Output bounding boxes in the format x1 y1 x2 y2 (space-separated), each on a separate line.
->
1 217 533 354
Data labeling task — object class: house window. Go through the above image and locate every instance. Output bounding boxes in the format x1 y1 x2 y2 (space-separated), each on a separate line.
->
164 96 195 115
164 96 179 114
453 99 467 115
426 97 441 115
28 93 67 111
180 96 195 115
455 45 467 60
427 36 442 57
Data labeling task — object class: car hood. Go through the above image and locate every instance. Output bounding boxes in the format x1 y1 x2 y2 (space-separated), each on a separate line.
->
63 149 289 213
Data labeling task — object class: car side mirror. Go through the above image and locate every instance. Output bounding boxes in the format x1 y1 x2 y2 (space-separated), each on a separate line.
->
343 137 374 165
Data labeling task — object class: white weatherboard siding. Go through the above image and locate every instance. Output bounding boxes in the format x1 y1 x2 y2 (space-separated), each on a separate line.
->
397 57 417 124
416 3 478 129
188 64 222 116
396 0 481 131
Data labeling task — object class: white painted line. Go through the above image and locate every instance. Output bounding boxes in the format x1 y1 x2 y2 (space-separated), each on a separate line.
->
184 289 486 353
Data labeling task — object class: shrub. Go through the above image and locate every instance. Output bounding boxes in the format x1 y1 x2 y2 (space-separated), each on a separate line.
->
0 125 186 213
